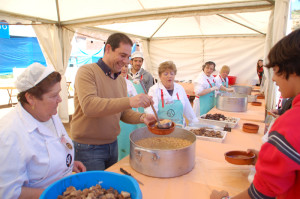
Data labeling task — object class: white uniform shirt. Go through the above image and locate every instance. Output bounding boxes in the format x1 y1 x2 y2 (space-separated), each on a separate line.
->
192 71 222 117
193 71 222 96
215 74 228 87
145 82 198 125
0 103 74 199
125 78 137 97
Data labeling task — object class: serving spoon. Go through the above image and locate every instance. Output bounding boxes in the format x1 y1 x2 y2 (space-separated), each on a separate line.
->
139 80 172 129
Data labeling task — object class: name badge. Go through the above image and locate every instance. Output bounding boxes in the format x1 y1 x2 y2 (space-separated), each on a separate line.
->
60 135 73 150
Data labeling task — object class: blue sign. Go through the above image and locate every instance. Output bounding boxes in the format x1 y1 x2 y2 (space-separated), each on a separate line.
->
0 22 9 38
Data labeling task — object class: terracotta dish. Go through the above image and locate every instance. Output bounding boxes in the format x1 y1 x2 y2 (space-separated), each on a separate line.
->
251 101 262 106
256 94 265 99
224 150 256 165
147 120 175 135
243 123 259 134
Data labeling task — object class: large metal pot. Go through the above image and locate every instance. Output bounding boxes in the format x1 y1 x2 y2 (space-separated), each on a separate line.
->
130 127 196 178
216 93 248 112
247 95 257 103
231 85 252 95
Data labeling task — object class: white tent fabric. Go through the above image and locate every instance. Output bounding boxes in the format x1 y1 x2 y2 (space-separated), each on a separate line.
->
0 0 291 122
263 0 291 112
32 25 74 122
147 36 265 82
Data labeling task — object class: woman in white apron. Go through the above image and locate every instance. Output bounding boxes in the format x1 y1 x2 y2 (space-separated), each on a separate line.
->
118 64 144 161
215 65 230 88
193 61 234 117
0 63 86 199
145 61 198 126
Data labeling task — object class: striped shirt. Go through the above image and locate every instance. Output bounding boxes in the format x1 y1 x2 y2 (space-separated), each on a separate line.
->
249 94 300 199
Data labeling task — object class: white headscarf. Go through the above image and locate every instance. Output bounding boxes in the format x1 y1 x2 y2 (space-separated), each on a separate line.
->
15 63 55 92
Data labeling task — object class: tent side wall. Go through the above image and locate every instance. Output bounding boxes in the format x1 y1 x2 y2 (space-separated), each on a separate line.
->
148 36 265 84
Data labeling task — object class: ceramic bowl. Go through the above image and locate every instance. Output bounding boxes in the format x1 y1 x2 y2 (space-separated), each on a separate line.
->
147 120 175 135
242 123 259 134
224 150 256 165
251 101 262 106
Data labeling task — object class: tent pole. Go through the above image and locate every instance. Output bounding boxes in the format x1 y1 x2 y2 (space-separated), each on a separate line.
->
150 18 168 39
217 14 266 35
55 0 61 26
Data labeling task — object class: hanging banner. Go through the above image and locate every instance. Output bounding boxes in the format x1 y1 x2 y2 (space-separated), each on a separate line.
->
0 22 9 38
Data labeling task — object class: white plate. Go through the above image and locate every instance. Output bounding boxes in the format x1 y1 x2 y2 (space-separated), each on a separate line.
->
187 122 224 131
198 114 240 128
186 127 227 143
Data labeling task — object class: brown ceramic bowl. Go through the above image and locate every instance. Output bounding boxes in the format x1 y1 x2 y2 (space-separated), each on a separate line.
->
147 120 175 135
251 101 262 106
256 94 265 99
243 123 259 134
225 150 256 165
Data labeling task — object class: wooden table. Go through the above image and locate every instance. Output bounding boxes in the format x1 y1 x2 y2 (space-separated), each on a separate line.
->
0 86 17 105
106 121 265 199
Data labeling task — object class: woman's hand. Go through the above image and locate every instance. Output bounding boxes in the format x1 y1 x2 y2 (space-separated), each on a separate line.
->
210 190 229 199
72 161 86 173
210 86 219 92
226 88 234 92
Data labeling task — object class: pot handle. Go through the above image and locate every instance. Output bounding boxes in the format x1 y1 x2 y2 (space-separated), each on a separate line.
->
134 147 160 162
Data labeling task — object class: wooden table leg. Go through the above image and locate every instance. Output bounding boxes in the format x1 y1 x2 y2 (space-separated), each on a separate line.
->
6 89 13 105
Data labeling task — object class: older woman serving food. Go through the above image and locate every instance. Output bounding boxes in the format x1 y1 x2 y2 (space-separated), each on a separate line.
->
193 61 234 116
0 63 85 199
145 61 197 126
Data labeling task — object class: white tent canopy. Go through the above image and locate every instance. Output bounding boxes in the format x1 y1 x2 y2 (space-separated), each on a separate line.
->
0 0 290 122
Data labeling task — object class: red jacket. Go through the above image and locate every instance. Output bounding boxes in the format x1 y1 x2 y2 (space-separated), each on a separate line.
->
249 94 300 199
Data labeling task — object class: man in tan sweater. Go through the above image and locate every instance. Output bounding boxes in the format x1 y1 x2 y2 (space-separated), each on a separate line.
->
71 33 155 171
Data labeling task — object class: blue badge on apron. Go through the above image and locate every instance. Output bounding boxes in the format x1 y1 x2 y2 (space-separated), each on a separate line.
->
66 154 72 167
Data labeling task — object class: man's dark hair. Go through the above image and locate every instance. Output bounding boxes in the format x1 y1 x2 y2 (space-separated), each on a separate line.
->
266 28 300 79
202 61 216 71
105 33 133 52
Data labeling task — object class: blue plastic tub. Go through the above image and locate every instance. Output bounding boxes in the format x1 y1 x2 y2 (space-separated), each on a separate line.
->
40 171 142 199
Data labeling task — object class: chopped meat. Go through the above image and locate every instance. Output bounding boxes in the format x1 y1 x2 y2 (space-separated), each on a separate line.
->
57 184 131 199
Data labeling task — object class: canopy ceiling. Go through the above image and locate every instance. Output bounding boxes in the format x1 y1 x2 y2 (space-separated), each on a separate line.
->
1 0 285 124
1 0 273 39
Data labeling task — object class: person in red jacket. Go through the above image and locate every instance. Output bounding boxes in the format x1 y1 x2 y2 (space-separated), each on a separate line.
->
210 29 300 199
257 59 264 86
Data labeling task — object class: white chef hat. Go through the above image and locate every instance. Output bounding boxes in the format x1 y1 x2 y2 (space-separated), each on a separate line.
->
131 51 143 59
15 63 55 92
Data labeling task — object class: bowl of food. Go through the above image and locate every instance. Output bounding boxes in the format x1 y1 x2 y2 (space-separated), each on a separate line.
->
147 120 175 135
40 171 142 199
224 150 256 165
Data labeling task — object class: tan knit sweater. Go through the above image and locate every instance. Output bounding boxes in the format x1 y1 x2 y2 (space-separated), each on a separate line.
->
70 63 143 145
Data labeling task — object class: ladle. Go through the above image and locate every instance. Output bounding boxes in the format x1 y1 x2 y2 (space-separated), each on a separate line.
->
139 80 172 129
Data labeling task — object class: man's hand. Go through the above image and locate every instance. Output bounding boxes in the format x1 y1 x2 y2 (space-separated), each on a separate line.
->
129 94 153 108
247 149 259 165
140 114 156 125
210 190 229 199
72 161 86 173
267 109 279 118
